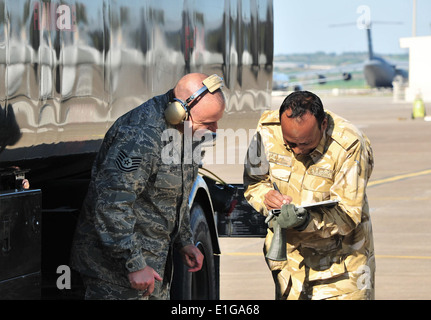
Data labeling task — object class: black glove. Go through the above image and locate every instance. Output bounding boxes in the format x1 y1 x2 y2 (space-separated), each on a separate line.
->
275 204 310 231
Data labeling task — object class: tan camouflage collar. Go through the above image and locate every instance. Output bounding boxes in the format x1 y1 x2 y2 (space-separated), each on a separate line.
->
310 130 327 157
309 112 331 158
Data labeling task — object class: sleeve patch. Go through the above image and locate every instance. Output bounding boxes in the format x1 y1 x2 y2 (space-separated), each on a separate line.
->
115 150 142 172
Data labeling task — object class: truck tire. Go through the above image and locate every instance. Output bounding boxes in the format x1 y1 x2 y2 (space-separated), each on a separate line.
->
170 203 218 300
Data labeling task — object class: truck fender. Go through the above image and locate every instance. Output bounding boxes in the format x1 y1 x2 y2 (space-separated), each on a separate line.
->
188 175 221 255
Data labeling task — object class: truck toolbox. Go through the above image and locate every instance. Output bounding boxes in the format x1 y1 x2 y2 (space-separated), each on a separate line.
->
0 189 42 300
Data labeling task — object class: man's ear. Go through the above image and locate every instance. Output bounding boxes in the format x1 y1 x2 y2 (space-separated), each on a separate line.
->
321 116 328 131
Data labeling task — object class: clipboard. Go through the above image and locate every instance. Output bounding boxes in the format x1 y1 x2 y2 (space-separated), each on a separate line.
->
265 199 339 223
299 199 339 209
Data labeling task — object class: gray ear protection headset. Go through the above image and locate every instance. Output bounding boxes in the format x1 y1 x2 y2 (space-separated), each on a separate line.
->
164 74 224 125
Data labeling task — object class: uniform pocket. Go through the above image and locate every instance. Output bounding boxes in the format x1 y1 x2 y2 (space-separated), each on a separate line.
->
299 236 345 281
308 260 346 281
269 152 292 182
302 168 332 202
154 164 182 189
302 174 331 192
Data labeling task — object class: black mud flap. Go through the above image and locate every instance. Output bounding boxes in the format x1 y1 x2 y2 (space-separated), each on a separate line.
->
216 185 267 237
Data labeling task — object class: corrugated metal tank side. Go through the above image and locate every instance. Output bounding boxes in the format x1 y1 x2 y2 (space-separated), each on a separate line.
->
0 0 273 182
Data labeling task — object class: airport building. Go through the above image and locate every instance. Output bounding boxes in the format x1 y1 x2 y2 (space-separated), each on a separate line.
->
400 35 431 102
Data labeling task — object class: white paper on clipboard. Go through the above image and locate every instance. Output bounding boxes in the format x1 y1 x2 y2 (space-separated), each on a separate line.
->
298 199 339 209
265 199 339 223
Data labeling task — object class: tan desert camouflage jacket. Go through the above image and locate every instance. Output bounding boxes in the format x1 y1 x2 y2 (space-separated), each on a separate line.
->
244 109 375 299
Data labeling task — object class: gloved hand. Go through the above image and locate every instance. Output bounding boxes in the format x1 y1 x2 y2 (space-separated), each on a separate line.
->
274 204 310 231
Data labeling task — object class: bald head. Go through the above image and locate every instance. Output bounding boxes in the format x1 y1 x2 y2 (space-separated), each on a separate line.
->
174 73 208 100
173 73 226 133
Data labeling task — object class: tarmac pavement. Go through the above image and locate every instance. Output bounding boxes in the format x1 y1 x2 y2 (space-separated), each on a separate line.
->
218 92 431 300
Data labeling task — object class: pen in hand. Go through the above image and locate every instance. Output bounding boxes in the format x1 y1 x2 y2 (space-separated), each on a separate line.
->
273 182 289 205
265 182 283 224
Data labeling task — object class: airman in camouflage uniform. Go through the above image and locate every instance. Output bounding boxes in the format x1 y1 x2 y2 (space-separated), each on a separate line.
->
71 73 225 300
244 91 375 300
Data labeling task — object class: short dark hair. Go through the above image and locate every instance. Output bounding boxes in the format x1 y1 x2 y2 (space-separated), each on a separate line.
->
279 91 326 129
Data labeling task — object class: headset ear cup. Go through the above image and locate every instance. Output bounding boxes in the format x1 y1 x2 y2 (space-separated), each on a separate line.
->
164 100 187 125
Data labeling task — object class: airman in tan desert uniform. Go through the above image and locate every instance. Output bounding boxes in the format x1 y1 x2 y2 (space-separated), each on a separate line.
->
244 91 375 300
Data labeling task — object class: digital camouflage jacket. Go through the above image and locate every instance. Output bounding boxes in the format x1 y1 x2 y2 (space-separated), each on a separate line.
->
71 91 197 289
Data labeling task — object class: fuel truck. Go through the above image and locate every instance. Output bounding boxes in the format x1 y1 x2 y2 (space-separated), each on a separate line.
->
0 0 273 299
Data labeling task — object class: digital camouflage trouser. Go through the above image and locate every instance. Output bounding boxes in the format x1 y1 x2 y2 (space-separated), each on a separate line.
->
82 276 170 300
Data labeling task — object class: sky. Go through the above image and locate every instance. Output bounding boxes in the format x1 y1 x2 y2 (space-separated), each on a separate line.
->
274 0 431 55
